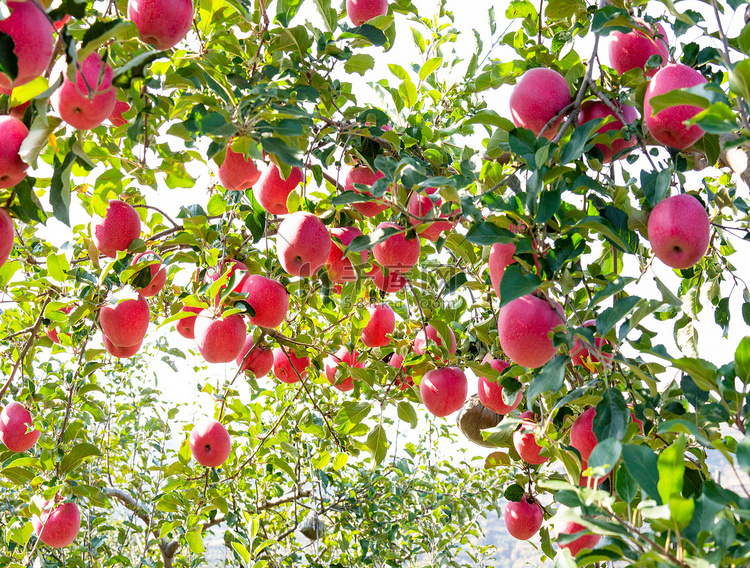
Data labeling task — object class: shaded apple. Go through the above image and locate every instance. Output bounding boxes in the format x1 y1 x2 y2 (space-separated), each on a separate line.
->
609 19 669 77
327 226 367 284
205 259 251 301
52 52 117 130
236 337 274 377
53 14 71 30
347 0 387 25
509 68 571 139
513 411 549 465
408 193 456 242
489 242 516 299
255 162 304 214
413 323 456 356
420 367 468 417
0 208 15 268
239 275 289 329
368 265 407 293
389 352 414 390
504 496 544 540
477 356 521 415
0 401 40 452
276 211 332 277
99 294 150 348
130 252 167 297
578 100 639 162
570 319 614 371
32 501 81 549
0 116 29 189
556 520 601 557
273 347 310 384
498 294 565 369
372 222 420 274
91 200 142 258
193 309 246 363
189 418 231 467
128 0 194 50
361 303 396 348
103 335 142 358
647 193 710 269
46 305 75 344
175 306 202 339
0 1 55 90
324 346 364 392
570 407 598 462
109 100 131 127
345 166 389 217
218 142 261 191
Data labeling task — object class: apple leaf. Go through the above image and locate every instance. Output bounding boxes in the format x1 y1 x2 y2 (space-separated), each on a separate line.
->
59 443 102 474
397 401 418 429
498 265 541 308
345 54 375 76
346 226 400 254
593 387 628 442
464 222 514 246
657 434 686 504
527 355 569 404
503 483 524 502
50 152 76 227
588 439 622 477
366 424 388 466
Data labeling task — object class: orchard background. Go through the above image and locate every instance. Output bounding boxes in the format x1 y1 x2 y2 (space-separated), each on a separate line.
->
2 0 750 566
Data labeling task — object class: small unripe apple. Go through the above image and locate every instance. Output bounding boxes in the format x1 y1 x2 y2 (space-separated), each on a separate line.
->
236 337 274 377
239 275 289 329
498 295 565 369
570 407 598 462
644 63 707 149
513 411 549 465
327 226 367 284
130 252 167 297
52 52 117 130
346 0 387 26
99 294 150 348
273 347 310 383
0 1 55 90
128 0 194 50
413 323 456 356
32 501 81 548
324 346 364 392
408 193 456 242
556 520 601 556
647 193 710 269
420 367 468 417
276 211 332 277
109 100 131 127
91 200 142 258
255 162 304 214
345 166 389 217
361 303 396 348
368 266 406 293
0 401 40 452
509 68 571 139
194 309 246 364
578 100 639 163
175 306 202 339
189 418 231 467
477 356 521 415
218 142 261 191
0 208 15 268
504 496 544 540
0 116 29 189
488 242 516 298
103 335 142 358
609 19 669 77
372 222 420 275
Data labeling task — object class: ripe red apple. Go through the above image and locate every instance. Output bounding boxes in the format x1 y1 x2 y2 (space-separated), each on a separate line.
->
32 501 81 548
647 193 710 269
389 353 414 390
0 208 15 268
0 1 55 90
509 68 571 139
128 0 194 50
345 166 389 217
273 347 310 383
513 411 549 465
644 63 708 149
368 265 407 293
327 226 367 284
99 294 150 348
193 309 246 363
420 367 468 417
53 14 71 30
46 305 74 344
498 294 565 369
413 323 456 356
477 356 521 415
347 0 387 25
0 116 29 189
130 252 167 297
609 19 669 77
361 303 396 348
9 99 30 120
556 520 602 556
407 193 456 242
504 496 544 540
372 222 420 275
632 412 644 434
218 142 261 191
570 319 614 371
255 163 304 214
175 306 202 339
91 200 142 258
324 346 364 392
578 100 639 163
239 275 289 328
489 242 516 298
276 211 332 277
570 407 598 462
189 418 231 467
109 100 131 127
0 401 40 452
236 337 274 377
103 335 142 358
52 52 117 130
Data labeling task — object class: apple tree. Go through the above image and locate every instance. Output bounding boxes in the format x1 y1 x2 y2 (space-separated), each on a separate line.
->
2 0 750 566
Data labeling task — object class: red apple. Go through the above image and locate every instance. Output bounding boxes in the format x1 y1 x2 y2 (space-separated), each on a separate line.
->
647 193 710 269
347 0 387 25
46 305 74 344
130 252 167 297
273 347 310 383
489 242 516 299
0 208 15 268
0 116 28 189
218 142 261 191
109 100 131 127
239 275 289 328
91 200 142 258
556 520 601 557
578 100 639 163
53 14 71 30
389 353 414 390
609 19 669 77
205 259 250 298
368 265 407 293
9 99 30 120
103 335 142 358
477 356 521 415
644 63 708 149
498 295 565 369
236 337 274 377
579 459 607 487
361 303 396 348
513 411 549 465
175 306 202 339
327 226 367 284
0 401 40 452
504 496 544 540
407 193 456 242
632 412 644 434
570 319 614 371
570 407 598 462
372 222 420 275
324 346 364 392
128 0 194 50
193 309 246 363
345 166 389 217
189 418 231 467
413 323 456 356
52 52 117 130
509 68 571 139
0 1 55 90
276 211 332 277
99 294 150 348
32 501 81 548
255 162 304 214
420 367 468 417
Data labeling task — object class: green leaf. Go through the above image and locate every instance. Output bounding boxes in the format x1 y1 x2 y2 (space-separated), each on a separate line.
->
334 402 372 434
343 24 387 47
346 226 401 253
737 435 750 473
366 424 388 466
464 222 514 245
593 387 628 442
596 295 640 337
658 434 686 504
615 465 639 504
504 483 525 501
641 168 672 207
79 19 130 59
345 53 375 76
59 443 102 474
559 118 603 164
19 116 62 166
669 496 695 530
622 444 662 504
735 337 750 384
484 451 511 469
397 401 418 428
527 355 569 401
185 527 204 554
588 438 622 476
113 50 169 89
498 265 542 308
444 272 467 295
419 56 443 81
50 152 76 226
313 0 337 32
